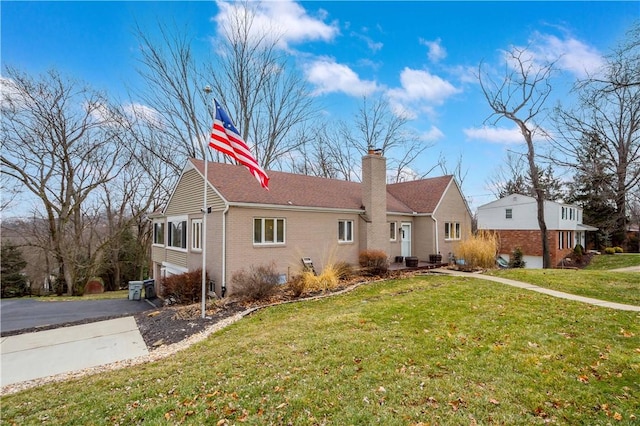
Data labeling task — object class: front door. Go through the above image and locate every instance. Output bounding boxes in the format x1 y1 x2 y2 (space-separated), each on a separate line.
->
401 223 411 257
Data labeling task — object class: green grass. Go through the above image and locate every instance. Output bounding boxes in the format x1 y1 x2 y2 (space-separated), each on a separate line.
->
34 290 129 302
488 269 640 305
2 275 639 425
585 253 640 270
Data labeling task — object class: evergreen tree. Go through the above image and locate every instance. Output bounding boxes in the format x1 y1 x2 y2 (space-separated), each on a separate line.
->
1 241 28 297
566 132 617 248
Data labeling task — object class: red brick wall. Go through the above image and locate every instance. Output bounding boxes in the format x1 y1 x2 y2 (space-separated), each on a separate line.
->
495 230 572 267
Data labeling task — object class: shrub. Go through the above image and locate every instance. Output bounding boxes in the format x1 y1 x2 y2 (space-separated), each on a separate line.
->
573 244 584 257
303 268 339 293
454 231 499 270
332 261 354 280
230 263 280 302
358 250 389 275
289 260 352 296
508 247 526 268
614 246 624 253
160 269 204 304
287 274 306 298
604 247 616 255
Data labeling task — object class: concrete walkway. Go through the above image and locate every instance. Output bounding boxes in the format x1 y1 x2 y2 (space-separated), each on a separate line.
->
435 268 640 312
0 317 148 387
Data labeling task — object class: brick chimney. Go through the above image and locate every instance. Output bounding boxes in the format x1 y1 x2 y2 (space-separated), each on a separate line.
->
361 151 388 252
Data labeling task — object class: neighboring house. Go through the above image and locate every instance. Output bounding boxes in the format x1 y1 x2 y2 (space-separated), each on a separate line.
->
150 153 472 296
477 194 598 268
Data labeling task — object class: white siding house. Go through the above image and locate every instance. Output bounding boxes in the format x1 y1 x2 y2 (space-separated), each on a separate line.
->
477 194 597 268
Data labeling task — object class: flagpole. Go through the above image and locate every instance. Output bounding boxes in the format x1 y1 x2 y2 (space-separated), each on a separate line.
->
201 85 212 319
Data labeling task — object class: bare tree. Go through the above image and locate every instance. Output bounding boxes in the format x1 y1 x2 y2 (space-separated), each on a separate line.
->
479 48 556 268
551 25 640 248
1 68 128 294
133 23 212 172
207 2 316 170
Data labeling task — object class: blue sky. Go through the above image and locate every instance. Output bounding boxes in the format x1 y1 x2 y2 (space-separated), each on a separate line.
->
2 1 639 212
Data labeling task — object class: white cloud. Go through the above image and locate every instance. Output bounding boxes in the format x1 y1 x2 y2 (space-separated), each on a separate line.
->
535 32 604 78
305 58 379 97
464 125 523 145
124 103 164 128
351 31 383 53
420 37 447 63
0 77 28 110
386 67 461 118
420 126 445 142
214 0 338 50
515 30 605 79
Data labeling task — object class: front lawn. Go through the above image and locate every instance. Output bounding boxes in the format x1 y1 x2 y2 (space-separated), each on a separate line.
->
586 253 640 270
488 269 640 306
2 275 638 425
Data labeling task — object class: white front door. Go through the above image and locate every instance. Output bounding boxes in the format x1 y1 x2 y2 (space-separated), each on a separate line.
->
401 223 412 257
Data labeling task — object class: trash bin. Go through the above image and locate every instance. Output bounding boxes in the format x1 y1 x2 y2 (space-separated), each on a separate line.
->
128 281 143 301
143 279 156 299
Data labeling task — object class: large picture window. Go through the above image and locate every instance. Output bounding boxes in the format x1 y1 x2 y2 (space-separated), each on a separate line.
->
153 221 165 245
338 220 353 243
167 217 187 249
254 218 285 244
444 222 461 240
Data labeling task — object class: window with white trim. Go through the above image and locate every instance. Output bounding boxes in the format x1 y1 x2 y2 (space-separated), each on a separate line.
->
558 231 564 249
505 208 513 219
389 222 397 241
153 221 165 245
167 217 187 250
338 220 353 243
254 218 285 245
444 222 461 240
191 219 202 251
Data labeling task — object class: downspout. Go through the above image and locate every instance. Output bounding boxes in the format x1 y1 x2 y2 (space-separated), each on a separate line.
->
433 216 439 255
221 204 229 297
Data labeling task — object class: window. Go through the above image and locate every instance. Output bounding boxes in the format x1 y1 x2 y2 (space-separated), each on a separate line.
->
567 231 573 249
338 220 354 243
444 222 461 240
254 218 285 244
505 208 513 219
389 222 397 241
558 231 564 250
153 221 165 245
191 219 202 251
167 217 187 249
561 207 566 220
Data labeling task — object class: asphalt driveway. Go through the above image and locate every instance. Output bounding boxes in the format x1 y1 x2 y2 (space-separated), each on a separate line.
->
0 298 154 334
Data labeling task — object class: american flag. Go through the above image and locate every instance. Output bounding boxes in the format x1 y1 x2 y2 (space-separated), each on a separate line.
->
209 99 269 190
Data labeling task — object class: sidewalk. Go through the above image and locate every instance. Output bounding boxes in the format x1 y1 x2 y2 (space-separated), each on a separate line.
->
435 268 640 312
1 317 148 387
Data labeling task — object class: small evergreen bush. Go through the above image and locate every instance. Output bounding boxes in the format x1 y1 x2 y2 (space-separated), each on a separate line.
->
508 247 526 268
604 247 616 255
230 263 280 302
614 246 624 253
573 244 584 257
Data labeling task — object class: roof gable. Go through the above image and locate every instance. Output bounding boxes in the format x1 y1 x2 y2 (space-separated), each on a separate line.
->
387 175 453 213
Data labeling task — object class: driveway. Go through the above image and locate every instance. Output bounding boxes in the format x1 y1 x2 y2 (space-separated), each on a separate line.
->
0 298 154 334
